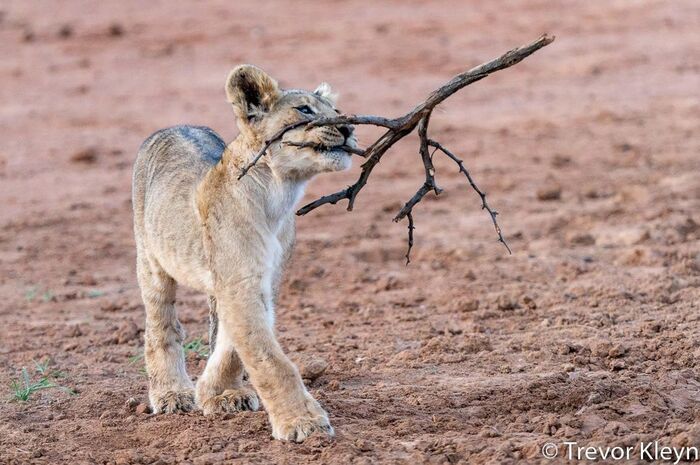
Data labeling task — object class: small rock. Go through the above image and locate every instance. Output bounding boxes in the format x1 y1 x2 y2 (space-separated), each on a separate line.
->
608 344 628 358
599 227 650 247
355 439 374 452
604 421 630 435
542 415 560 434
377 274 401 291
135 403 151 414
238 440 259 453
70 147 98 164
676 217 699 239
326 379 340 391
592 342 612 357
498 440 514 456
124 397 139 411
22 29 35 42
672 432 693 449
690 253 700 273
671 427 700 449
116 320 140 344
609 359 626 371
456 298 479 312
551 154 571 168
479 426 501 437
584 188 603 199
536 182 562 201
62 342 78 351
496 295 518 311
522 296 537 310
57 24 73 39
108 23 125 37
615 142 634 152
66 324 83 337
567 232 596 246
555 343 577 355
300 358 328 381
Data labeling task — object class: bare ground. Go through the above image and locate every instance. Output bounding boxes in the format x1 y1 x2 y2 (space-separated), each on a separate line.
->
1 1 699 464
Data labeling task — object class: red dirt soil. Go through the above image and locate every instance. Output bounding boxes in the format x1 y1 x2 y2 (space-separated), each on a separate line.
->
1 1 699 464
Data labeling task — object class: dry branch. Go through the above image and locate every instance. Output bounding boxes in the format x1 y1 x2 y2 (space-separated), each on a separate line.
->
239 34 555 261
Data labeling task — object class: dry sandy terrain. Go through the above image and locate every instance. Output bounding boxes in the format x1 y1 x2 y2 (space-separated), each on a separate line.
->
1 1 699 464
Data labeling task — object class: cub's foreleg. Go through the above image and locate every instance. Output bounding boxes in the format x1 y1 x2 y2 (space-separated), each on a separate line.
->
195 296 259 414
217 277 332 442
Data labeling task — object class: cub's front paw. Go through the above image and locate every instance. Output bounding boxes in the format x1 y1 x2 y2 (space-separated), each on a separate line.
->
271 399 334 442
150 389 196 414
200 387 260 415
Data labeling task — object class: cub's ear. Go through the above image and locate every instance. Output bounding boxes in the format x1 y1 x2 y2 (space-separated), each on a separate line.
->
314 82 338 104
225 65 281 121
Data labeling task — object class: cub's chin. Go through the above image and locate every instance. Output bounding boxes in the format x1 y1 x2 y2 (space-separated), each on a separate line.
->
323 149 352 172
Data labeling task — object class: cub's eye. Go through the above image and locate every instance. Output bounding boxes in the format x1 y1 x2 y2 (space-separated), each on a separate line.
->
295 105 315 115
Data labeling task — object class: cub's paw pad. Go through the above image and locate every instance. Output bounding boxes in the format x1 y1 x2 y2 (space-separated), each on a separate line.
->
152 389 196 414
273 415 334 443
201 388 259 415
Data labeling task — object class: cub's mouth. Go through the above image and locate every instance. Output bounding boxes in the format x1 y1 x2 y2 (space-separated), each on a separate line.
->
284 141 364 157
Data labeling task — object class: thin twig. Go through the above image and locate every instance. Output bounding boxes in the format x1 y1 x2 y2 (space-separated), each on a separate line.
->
393 112 442 222
305 115 402 130
237 120 309 180
392 112 445 263
428 140 512 254
405 212 415 265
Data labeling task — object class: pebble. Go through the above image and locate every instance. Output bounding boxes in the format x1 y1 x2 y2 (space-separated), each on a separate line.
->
456 298 480 312
135 403 151 414
108 23 125 37
70 147 98 164
354 439 374 452
522 296 537 310
536 183 562 201
300 358 328 381
496 295 518 311
567 232 596 246
125 397 139 411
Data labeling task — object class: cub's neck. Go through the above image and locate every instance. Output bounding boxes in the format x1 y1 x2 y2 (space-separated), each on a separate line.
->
197 137 306 233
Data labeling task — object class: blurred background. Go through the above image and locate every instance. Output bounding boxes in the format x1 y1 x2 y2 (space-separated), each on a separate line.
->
1 1 699 464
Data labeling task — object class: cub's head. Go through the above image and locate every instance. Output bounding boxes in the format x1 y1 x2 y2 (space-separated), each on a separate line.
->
226 64 356 180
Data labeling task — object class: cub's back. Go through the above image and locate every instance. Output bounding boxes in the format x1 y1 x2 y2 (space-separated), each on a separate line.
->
132 126 226 290
132 125 225 227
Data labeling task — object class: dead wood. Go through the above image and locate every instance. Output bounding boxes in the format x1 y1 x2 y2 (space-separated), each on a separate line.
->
239 34 555 261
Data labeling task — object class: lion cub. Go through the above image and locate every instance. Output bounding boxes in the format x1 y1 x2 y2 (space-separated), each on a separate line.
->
132 65 356 442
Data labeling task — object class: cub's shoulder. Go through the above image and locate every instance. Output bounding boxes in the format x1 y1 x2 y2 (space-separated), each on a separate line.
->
140 125 226 164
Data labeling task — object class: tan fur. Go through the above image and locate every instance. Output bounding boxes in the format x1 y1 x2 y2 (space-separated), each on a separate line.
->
132 65 356 441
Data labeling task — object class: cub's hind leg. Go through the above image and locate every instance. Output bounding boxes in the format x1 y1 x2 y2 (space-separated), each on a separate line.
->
137 254 195 413
195 296 259 415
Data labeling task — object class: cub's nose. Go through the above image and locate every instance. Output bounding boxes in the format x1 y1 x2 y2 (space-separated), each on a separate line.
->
338 125 353 140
